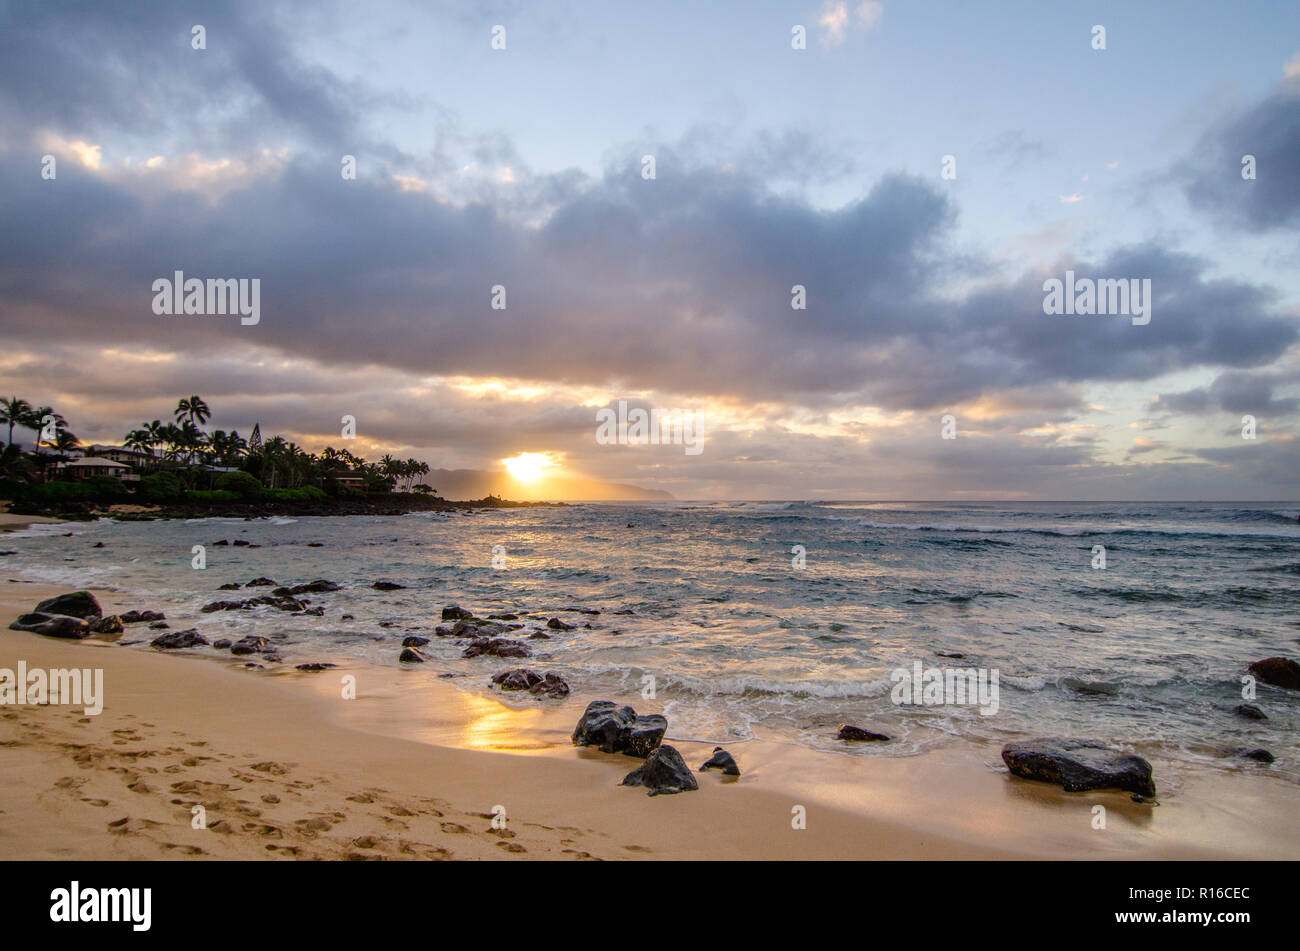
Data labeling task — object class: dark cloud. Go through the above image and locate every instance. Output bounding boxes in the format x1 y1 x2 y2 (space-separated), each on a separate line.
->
1179 76 1300 231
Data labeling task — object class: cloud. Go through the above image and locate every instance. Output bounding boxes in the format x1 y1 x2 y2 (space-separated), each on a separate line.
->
816 1 882 46
1179 74 1300 230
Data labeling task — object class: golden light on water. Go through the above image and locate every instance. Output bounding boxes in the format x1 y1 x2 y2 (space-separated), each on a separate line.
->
502 451 557 483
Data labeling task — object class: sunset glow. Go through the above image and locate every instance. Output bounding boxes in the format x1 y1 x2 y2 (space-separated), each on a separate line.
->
502 452 557 483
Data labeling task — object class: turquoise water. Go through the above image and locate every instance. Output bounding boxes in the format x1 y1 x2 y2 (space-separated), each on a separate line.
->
6 501 1299 781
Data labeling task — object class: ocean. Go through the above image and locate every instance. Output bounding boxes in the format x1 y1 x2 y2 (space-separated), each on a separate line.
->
6 500 1299 784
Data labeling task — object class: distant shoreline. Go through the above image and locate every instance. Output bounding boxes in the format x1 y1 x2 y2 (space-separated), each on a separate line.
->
4 494 566 523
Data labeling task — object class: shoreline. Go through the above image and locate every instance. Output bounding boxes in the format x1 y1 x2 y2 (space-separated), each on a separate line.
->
3 579 1298 860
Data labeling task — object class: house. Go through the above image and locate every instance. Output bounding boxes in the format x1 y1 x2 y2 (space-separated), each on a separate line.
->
84 444 154 467
57 457 139 481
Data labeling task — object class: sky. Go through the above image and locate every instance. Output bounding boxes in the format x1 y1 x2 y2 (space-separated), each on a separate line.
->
1 0 1298 500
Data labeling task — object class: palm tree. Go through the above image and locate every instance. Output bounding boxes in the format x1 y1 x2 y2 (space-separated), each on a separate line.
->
0 397 32 448
175 396 211 428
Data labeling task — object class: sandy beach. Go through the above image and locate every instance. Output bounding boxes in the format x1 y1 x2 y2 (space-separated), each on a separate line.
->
3 576 1297 861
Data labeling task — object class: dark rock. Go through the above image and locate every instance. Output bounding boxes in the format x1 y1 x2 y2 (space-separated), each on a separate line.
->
530 673 570 698
272 580 340 597
232 539 251 547
488 613 519 621
9 612 91 639
34 590 102 619
246 577 276 587
212 540 229 545
262 653 283 663
296 663 337 672
201 599 246 614
1247 657 1300 690
935 651 965 659
492 668 543 691
230 636 269 656
528 631 551 640
620 746 699 795
1235 703 1268 721
91 615 124 635
119 610 165 624
93 541 104 548
699 747 741 775
148 621 169 630
838 724 890 742
462 637 531 659
213 639 233 650
294 606 325 617
571 700 666 757
151 629 208 649
244 662 264 669
402 635 430 647
1242 748 1275 763
218 582 242 590
433 625 457 637
399 647 427 663
1001 738 1156 797
442 605 473 621
547 617 575 631
340 614 354 621
372 581 406 591
307 542 324 547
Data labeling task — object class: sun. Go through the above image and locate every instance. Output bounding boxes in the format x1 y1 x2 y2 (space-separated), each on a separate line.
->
502 452 556 483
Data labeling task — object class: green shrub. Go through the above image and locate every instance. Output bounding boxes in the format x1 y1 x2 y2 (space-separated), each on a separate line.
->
138 471 183 504
86 475 130 500
187 489 238 503
258 486 327 503
11 481 99 503
214 470 262 500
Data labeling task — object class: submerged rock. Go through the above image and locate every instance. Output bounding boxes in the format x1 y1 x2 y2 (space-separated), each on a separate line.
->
399 647 427 663
218 582 242 590
151 629 208 649
296 662 337 672
1001 738 1156 797
699 747 741 775
838 724 890 742
621 746 699 795
34 591 102 619
1241 748 1275 763
246 577 277 587
230 635 269 656
546 617 575 631
442 605 473 621
462 637 530 659
571 700 666 757
1235 703 1268 721
272 580 340 596
372 581 405 590
402 635 430 647
212 639 233 650
492 668 541 690
1247 657 1300 690
9 612 91 639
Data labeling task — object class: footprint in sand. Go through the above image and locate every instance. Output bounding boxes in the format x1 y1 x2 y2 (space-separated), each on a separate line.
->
80 798 110 807
439 822 469 834
250 761 290 776
496 841 527 853
161 843 204 855
261 794 280 804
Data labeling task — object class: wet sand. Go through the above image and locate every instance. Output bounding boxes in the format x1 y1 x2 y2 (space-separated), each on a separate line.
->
2 580 1296 860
